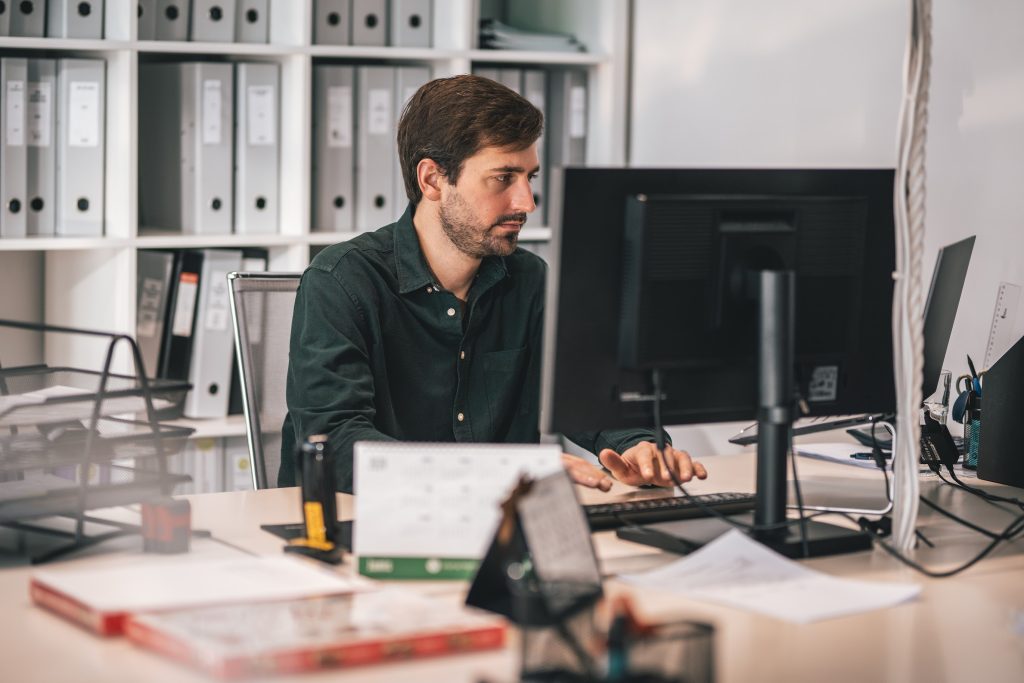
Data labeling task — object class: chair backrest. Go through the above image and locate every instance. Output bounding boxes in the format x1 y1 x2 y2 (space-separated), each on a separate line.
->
228 272 301 489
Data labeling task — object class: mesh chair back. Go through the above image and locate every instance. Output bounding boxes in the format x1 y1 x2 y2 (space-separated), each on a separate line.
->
228 272 301 489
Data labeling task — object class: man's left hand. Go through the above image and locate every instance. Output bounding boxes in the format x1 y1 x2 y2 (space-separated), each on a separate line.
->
598 442 707 488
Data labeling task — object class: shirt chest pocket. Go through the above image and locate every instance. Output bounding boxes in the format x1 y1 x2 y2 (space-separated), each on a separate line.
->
482 347 530 429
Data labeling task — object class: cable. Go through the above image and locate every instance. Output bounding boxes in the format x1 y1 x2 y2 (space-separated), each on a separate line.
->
915 496 1022 541
788 422 810 558
943 467 1024 512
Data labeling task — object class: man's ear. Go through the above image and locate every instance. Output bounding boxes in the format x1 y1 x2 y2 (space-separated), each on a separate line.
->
417 158 445 202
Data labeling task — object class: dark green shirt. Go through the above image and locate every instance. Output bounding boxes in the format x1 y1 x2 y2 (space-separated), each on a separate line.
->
281 207 658 492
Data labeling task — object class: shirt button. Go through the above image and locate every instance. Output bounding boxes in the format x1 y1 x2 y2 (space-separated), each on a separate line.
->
457 412 465 422
426 286 432 293
447 308 456 317
460 351 466 360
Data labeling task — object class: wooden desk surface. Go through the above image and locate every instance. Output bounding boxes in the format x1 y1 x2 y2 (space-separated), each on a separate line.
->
2 452 1023 683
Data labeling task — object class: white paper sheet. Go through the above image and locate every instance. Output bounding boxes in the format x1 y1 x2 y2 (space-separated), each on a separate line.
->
619 530 920 623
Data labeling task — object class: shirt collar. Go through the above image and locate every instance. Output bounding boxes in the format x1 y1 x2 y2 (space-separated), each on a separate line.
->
394 204 511 296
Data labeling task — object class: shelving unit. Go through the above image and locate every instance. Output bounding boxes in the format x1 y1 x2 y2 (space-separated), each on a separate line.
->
1 0 629 439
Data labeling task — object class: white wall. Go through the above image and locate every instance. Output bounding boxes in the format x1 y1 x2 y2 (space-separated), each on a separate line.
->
630 0 1024 452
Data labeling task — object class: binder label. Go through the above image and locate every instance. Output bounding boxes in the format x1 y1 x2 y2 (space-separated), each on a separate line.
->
172 272 200 338
27 82 52 147
204 271 231 332
327 86 353 148
247 85 276 147
569 85 586 139
5 80 25 147
367 88 392 136
68 82 100 148
202 79 223 146
137 277 166 338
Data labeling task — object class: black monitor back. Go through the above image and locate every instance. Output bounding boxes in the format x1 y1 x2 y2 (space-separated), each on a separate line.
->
921 236 974 396
546 168 896 435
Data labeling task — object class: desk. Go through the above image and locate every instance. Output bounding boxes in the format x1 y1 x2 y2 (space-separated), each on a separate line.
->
1 452 1023 683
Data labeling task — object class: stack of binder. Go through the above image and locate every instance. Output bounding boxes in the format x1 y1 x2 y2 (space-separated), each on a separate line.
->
1 56 105 238
313 0 432 47
136 247 268 419
312 63 430 232
139 0 270 43
139 61 280 235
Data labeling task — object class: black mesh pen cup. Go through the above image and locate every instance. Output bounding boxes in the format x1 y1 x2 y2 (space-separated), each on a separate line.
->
964 392 981 469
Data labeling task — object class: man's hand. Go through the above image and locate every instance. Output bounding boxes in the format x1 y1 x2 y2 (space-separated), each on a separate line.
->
561 453 614 492
598 442 707 488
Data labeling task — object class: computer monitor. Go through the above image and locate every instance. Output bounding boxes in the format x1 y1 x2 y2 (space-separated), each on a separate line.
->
544 168 896 436
542 168 897 558
921 236 975 397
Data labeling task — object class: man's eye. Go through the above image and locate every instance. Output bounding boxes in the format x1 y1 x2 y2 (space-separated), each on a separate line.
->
495 175 511 183
528 174 538 183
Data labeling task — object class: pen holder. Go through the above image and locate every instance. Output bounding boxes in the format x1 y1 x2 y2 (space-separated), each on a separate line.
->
520 612 715 683
963 392 982 470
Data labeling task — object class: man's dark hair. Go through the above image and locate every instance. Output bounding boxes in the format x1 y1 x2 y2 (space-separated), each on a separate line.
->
397 74 543 206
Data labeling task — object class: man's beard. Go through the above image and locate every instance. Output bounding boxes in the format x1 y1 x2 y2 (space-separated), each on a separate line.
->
439 188 525 259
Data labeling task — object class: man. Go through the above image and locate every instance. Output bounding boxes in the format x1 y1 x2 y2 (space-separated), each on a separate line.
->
281 75 706 492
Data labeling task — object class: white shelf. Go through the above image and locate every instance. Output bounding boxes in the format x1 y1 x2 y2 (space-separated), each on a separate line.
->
466 49 607 65
0 0 627 377
163 415 248 440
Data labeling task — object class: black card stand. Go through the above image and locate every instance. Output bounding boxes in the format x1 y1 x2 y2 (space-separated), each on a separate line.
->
466 479 603 681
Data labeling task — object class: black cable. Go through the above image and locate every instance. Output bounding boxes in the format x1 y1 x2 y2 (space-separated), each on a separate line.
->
649 369 816 538
945 466 1024 512
915 496 1014 541
787 421 810 558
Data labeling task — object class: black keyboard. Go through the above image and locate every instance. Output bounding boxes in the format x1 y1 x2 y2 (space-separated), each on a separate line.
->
584 492 757 531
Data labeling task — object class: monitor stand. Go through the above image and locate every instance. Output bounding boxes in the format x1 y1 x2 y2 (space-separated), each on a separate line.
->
632 271 873 559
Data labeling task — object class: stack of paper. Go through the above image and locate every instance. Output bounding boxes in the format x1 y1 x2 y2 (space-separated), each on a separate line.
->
479 19 586 52
620 530 920 623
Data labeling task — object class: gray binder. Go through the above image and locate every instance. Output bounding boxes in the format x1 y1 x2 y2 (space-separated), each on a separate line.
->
1 58 28 239
497 68 521 94
191 0 236 42
139 62 234 235
390 0 430 48
0 3 10 36
136 249 176 377
313 0 351 45
155 0 189 40
56 58 105 236
473 66 498 82
522 69 547 224
547 68 587 170
234 62 278 234
26 58 56 237
355 65 395 230
312 65 355 232
234 0 267 43
46 0 105 39
10 0 45 37
184 248 243 419
138 0 157 40
351 0 386 46
392 66 429 221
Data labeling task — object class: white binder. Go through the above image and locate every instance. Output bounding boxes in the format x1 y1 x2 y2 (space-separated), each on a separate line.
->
184 248 243 419
1 58 28 239
56 58 105 237
313 0 351 45
10 0 45 37
155 0 189 40
312 65 355 232
547 68 587 170
137 0 157 40
46 0 105 39
522 69 547 224
139 62 234 235
355 65 395 230
473 66 498 82
497 68 521 94
234 0 267 43
26 58 56 237
191 0 236 42
390 0 431 48
351 0 386 46
392 66 429 221
233 62 279 235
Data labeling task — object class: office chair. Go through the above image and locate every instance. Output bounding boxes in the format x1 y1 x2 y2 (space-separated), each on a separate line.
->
227 272 301 489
